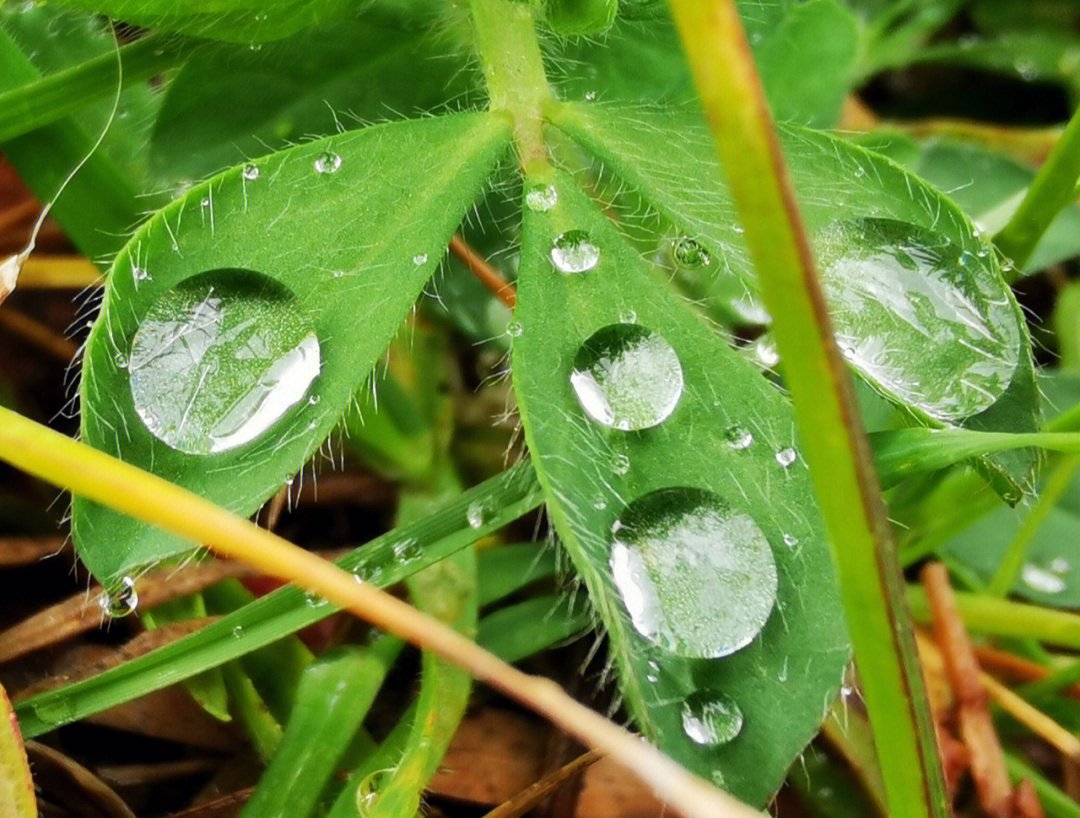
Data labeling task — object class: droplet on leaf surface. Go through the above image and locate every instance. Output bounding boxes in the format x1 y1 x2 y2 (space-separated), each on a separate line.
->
570 324 683 431
99 576 138 618
609 487 778 658
525 184 558 212
551 230 600 274
815 218 1020 421
128 269 320 455
314 151 342 174
681 690 744 745
672 236 712 268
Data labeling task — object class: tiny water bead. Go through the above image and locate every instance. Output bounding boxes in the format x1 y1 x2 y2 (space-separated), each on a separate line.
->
466 500 492 529
672 236 712 268
314 151 342 174
242 163 259 181
128 269 321 455
724 425 753 450
525 184 558 212
132 265 150 283
570 324 684 431
550 230 600 274
814 218 1021 422
506 320 524 338
98 576 138 618
393 538 422 562
609 487 778 658
775 447 797 468
681 691 744 746
612 453 631 475
412 253 428 266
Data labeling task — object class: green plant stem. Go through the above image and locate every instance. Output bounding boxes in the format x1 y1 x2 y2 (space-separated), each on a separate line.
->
468 0 552 168
663 2 948 818
995 103 1080 273
907 585 1080 649
0 32 193 143
988 455 1080 595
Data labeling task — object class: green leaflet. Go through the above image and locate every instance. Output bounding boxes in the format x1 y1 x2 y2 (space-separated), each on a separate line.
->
149 18 480 186
39 0 355 43
512 168 848 805
549 101 1039 499
74 112 511 583
0 682 35 818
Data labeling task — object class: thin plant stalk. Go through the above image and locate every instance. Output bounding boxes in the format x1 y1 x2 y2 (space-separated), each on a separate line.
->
0 405 757 818
662 2 949 817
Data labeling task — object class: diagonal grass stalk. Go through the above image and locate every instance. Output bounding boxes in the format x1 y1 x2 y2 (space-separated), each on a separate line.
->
0 406 759 818
663 2 949 817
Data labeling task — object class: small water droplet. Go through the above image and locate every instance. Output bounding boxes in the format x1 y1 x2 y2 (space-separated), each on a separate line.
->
525 184 558 212
593 495 607 511
354 563 383 585
393 538 422 562
619 309 637 324
609 487 778 658
467 500 491 529
114 352 129 369
314 151 342 174
1022 564 1066 595
242 164 259 181
1051 557 1070 574
646 660 660 682
412 253 428 266
570 324 683 431
853 166 866 179
305 591 329 608
308 394 320 406
783 533 798 548
129 269 321 455
681 690 743 746
672 237 712 268
724 426 753 450
551 231 600 274
506 320 524 338
584 90 597 101
200 197 210 208
98 576 138 618
133 265 149 282
232 625 244 638
612 453 631 475
775 447 797 468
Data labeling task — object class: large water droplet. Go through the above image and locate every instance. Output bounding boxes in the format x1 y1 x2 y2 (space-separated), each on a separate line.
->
570 324 683 431
609 488 778 658
129 269 321 455
681 690 743 746
551 231 600 274
98 576 138 618
815 218 1020 422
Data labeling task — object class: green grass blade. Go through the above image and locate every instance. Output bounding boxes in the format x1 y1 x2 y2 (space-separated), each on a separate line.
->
0 32 191 144
14 462 542 739
75 112 511 582
237 639 404 818
0 23 143 262
995 103 1080 272
663 2 948 816
513 167 847 805
477 543 557 607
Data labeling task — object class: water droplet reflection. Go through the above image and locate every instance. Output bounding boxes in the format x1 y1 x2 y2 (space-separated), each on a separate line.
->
551 231 599 274
609 487 778 658
681 690 743 745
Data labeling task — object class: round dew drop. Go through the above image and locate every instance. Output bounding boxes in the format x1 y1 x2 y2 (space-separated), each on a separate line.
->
393 538 422 562
551 231 600 274
775 447 797 468
525 184 558 212
609 487 778 658
681 690 744 746
128 269 321 455
99 576 138 618
242 163 259 181
724 425 753 450
466 500 491 530
314 151 342 174
672 236 712 268
571 324 683 431
412 254 428 266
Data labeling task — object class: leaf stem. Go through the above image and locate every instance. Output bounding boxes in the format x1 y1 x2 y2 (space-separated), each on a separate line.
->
468 0 552 169
450 234 516 307
0 406 758 818
995 103 1080 273
663 2 949 817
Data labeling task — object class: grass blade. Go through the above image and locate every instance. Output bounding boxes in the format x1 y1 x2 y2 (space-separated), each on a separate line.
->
663 2 949 817
0 406 758 818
